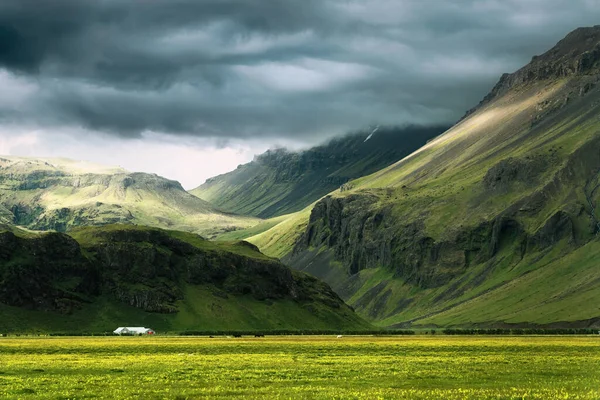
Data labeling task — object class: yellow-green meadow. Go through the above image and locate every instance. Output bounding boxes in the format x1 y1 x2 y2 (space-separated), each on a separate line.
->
1 336 599 399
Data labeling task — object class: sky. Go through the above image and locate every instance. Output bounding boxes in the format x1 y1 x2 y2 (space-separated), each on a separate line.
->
0 0 599 188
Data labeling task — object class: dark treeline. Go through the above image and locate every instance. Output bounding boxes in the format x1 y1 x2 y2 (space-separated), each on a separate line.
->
178 329 416 336
19 329 416 337
3 328 599 336
443 328 600 335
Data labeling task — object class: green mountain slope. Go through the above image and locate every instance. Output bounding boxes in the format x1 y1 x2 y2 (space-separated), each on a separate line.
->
249 26 600 329
0 203 12 224
0 224 369 333
191 126 446 219
0 156 259 238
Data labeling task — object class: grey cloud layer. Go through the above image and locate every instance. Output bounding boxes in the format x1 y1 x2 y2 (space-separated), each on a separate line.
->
0 0 599 141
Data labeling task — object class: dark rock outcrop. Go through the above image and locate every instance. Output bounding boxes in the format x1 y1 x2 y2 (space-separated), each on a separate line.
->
292 195 528 288
483 156 550 191
0 231 99 313
291 189 583 291
0 227 349 315
462 25 600 120
289 133 600 297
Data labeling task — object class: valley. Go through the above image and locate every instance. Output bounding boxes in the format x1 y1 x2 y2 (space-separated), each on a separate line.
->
191 126 446 218
1 26 599 334
3 3 600 399
241 26 600 329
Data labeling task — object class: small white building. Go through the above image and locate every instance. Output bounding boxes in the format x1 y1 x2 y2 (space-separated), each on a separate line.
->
113 327 155 336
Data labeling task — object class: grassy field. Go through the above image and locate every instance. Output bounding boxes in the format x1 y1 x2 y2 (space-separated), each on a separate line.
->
0 336 598 399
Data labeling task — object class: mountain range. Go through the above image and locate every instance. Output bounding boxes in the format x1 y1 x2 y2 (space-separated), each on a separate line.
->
245 26 600 329
2 26 600 332
191 125 446 219
0 156 258 238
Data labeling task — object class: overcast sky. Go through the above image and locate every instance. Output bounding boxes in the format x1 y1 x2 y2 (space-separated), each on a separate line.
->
1 0 599 188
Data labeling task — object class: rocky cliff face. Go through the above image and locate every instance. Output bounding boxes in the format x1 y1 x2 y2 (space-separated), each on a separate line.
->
462 26 600 121
0 226 349 317
0 231 100 313
288 132 600 315
277 27 600 327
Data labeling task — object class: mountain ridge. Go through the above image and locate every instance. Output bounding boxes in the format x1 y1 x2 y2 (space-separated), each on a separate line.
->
0 224 369 332
247 26 600 329
191 125 447 219
0 156 259 238
462 25 600 121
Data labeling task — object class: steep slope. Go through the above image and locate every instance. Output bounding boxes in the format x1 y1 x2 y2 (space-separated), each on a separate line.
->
0 203 12 224
191 126 446 219
0 224 369 333
250 26 600 329
0 157 259 238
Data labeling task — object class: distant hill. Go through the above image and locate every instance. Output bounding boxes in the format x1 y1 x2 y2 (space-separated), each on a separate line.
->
249 26 600 329
0 156 259 238
0 224 369 333
190 126 446 219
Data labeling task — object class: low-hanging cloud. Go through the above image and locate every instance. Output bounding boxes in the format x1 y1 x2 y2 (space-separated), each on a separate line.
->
0 0 599 143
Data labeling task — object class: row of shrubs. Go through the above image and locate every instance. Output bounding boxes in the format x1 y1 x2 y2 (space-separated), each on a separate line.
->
178 329 416 336
442 328 600 335
1 330 416 337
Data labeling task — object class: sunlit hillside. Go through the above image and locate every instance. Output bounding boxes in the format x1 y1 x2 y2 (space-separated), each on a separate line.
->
247 26 600 329
0 156 260 237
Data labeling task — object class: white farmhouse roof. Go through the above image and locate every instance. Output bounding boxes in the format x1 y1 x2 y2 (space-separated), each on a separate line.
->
113 327 154 335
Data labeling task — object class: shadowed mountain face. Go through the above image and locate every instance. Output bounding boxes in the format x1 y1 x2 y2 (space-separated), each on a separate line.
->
190 126 446 219
0 225 369 333
0 157 259 238
249 26 600 329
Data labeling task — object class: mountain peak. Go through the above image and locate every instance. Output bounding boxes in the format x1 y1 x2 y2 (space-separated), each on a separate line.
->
462 25 600 120
550 25 600 57
523 25 600 75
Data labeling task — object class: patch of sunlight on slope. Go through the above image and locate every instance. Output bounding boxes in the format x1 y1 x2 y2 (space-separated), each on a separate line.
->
247 207 313 259
0 156 262 237
348 81 567 191
41 183 260 235
1 156 126 175
247 81 570 258
216 213 291 241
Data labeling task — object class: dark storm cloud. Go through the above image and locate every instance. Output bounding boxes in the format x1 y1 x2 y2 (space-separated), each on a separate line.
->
0 0 599 141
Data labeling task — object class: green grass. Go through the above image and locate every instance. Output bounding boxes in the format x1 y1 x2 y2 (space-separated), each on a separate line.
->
215 214 291 241
0 224 41 238
415 239 600 327
0 224 371 333
190 127 442 219
0 285 369 334
345 238 600 329
248 207 313 259
0 336 598 399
